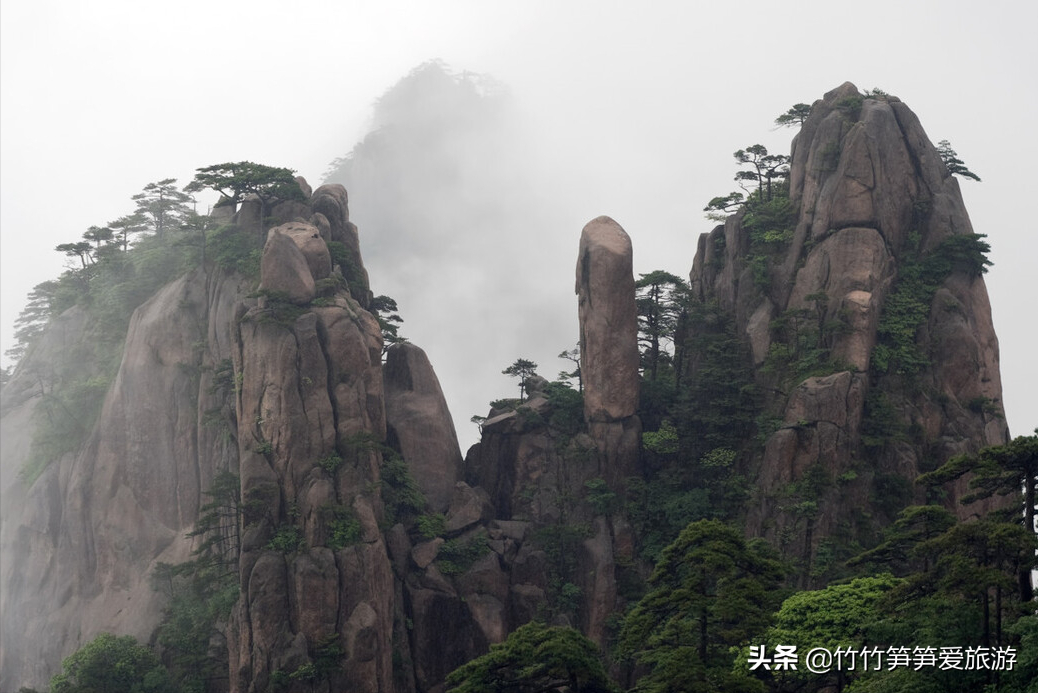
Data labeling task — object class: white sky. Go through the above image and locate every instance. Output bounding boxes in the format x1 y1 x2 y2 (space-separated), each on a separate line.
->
2 0 1036 448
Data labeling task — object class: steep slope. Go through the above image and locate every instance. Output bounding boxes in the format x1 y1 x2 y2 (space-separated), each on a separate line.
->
0 181 402 692
688 83 1008 580
0 267 245 689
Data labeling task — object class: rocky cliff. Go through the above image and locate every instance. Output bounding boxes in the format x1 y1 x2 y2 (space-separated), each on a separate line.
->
688 82 1009 581
0 82 1011 691
0 171 643 692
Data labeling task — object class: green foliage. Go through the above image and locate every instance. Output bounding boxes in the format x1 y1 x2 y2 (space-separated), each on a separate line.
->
743 192 796 249
703 191 745 220
50 633 175 693
757 574 905 692
636 271 689 380
371 294 407 354
918 432 1038 539
861 389 907 450
437 530 491 575
154 570 238 693
532 522 594 615
184 161 305 207
872 473 914 517
543 380 584 436
380 450 428 526
267 524 303 553
183 470 241 579
937 139 981 182
775 103 812 128
445 621 619 693
584 477 619 516
502 358 538 402
415 513 447 540
206 223 263 277
20 373 111 485
769 572 903 646
247 288 308 327
763 292 851 388
642 419 679 456
677 300 760 451
836 95 863 120
872 232 992 377
321 504 363 550
631 297 760 560
326 240 370 295
10 178 227 485
617 520 784 692
132 178 193 239
625 473 712 563
317 453 343 473
734 145 790 201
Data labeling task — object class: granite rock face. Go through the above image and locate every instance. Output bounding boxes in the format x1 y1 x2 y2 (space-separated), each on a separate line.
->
0 268 245 690
0 179 403 692
384 343 464 513
576 216 639 423
0 84 1013 690
575 216 642 489
688 84 1008 581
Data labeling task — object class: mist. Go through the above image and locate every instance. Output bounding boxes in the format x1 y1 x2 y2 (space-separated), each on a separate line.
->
2 0 1036 450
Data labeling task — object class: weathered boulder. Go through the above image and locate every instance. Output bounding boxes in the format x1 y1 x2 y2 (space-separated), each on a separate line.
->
278 221 332 280
412 538 444 570
294 175 313 199
384 343 464 512
445 482 493 534
235 193 264 232
259 227 316 304
311 184 371 306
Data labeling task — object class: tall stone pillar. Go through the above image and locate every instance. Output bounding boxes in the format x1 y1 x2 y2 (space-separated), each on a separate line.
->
575 216 641 484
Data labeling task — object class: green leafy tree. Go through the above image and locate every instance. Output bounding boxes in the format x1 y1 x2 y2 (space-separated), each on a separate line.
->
107 212 149 252
82 225 114 250
557 345 582 392
936 139 981 181
734 145 790 201
775 103 812 128
849 504 957 575
184 161 305 208
703 191 746 221
49 633 175 693
6 279 64 362
920 432 1037 538
618 519 784 692
635 270 689 381
757 574 904 692
370 294 407 355
55 241 96 268
445 621 619 693
919 432 1037 599
502 358 538 402
132 178 193 238
152 472 241 692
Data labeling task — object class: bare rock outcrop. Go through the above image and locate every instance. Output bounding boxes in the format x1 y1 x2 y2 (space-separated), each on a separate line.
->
233 270 392 692
576 216 639 422
384 343 463 512
310 184 371 307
